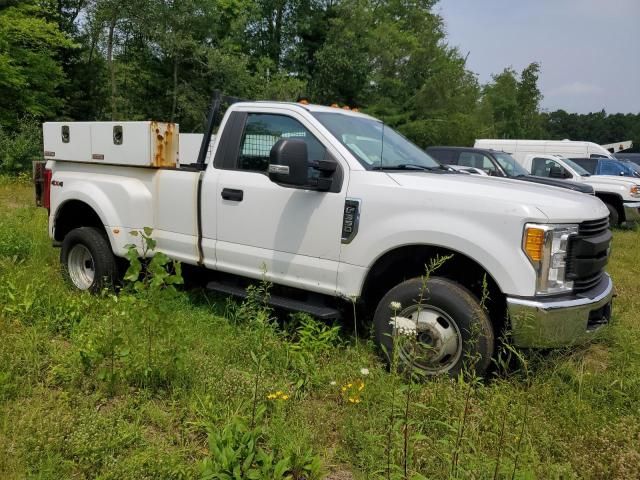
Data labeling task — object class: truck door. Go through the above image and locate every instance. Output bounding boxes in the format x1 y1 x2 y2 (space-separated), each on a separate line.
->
209 110 347 295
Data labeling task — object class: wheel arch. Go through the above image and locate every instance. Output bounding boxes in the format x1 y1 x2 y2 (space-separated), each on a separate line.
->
359 244 507 330
53 199 108 242
594 192 624 222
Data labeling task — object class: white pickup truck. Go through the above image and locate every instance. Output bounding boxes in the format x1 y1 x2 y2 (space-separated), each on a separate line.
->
36 99 614 376
474 140 640 226
518 154 640 227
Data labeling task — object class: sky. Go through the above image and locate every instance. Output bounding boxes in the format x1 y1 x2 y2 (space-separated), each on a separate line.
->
436 0 640 114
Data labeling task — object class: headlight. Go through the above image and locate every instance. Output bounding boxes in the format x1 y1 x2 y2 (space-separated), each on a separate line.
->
631 185 640 197
523 223 578 295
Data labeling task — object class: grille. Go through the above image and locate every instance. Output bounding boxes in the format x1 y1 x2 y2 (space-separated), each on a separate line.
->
566 217 611 293
578 217 609 236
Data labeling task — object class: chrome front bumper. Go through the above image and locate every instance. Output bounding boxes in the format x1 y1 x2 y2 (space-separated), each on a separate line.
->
506 274 613 348
623 201 640 224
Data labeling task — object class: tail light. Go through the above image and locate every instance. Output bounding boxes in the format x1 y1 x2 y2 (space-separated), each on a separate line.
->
43 168 52 212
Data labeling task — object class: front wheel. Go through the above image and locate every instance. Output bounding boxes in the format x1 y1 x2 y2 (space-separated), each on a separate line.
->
60 227 118 293
604 202 620 227
373 277 495 377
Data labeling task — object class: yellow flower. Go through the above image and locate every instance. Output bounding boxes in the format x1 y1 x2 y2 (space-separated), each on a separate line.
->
358 381 365 391
281 394 290 400
267 393 277 400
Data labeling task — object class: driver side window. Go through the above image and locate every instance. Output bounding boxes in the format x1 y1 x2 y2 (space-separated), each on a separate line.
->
237 114 326 172
532 157 566 178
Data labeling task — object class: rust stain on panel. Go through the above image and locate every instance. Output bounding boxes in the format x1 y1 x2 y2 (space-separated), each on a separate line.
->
151 121 178 168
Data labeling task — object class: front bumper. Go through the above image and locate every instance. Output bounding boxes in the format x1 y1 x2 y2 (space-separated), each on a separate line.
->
506 274 613 348
623 201 640 224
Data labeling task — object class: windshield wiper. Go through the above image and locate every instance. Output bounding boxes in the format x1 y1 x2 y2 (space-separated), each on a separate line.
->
373 163 447 171
373 164 430 171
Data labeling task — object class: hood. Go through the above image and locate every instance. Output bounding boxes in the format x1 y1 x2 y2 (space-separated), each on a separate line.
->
519 175 595 194
584 175 640 188
387 171 609 223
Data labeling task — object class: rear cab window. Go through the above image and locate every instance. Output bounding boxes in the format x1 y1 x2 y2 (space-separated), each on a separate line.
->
427 149 458 164
237 114 326 172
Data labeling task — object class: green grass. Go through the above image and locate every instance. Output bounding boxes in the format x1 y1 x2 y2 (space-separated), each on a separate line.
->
1 176 640 479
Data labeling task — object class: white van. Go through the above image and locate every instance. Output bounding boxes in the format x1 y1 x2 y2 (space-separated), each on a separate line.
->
474 139 614 161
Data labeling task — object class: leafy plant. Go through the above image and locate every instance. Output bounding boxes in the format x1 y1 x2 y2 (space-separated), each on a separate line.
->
289 314 342 357
201 415 288 480
201 414 321 480
124 227 183 292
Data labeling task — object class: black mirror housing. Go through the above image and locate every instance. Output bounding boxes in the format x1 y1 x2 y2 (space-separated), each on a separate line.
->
268 138 309 186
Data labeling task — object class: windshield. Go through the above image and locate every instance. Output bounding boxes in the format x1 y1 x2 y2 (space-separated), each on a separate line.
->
621 161 640 177
493 152 529 176
562 157 591 176
312 112 440 170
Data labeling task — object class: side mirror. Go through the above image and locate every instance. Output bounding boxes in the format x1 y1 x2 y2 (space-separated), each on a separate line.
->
268 138 309 187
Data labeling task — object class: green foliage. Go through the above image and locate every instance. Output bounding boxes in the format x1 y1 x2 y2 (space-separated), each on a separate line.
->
0 207 36 260
73 228 189 394
201 417 286 480
0 2 73 127
289 314 342 357
124 227 183 292
201 413 322 480
0 117 42 173
480 62 545 140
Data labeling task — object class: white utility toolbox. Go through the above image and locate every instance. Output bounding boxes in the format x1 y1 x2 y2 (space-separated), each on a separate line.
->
43 121 179 168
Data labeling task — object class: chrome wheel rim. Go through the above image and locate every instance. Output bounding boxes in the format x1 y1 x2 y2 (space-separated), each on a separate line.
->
393 305 463 374
67 244 95 290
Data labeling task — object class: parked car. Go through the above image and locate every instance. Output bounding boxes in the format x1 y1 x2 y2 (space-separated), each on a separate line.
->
570 157 640 178
34 97 614 377
426 146 594 194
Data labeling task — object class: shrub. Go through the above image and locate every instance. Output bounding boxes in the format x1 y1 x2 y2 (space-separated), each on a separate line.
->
0 117 42 174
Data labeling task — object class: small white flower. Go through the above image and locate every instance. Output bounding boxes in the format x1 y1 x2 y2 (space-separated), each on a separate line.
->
360 368 370 376
330 381 337 386
390 316 418 336
390 301 402 311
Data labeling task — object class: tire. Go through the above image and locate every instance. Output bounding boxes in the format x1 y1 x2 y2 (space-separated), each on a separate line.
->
604 202 620 227
373 276 494 378
60 227 118 293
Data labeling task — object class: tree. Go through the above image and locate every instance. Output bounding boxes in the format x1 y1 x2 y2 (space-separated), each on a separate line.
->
0 2 73 127
517 62 543 137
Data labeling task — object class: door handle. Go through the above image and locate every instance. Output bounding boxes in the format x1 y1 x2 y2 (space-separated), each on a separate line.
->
221 188 244 202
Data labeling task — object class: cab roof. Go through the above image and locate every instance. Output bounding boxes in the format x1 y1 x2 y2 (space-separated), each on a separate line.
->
231 101 377 120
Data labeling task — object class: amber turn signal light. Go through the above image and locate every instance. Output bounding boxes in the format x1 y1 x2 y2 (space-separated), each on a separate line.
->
524 227 546 262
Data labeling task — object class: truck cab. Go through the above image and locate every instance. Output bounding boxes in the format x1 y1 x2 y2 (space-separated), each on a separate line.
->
37 99 615 377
